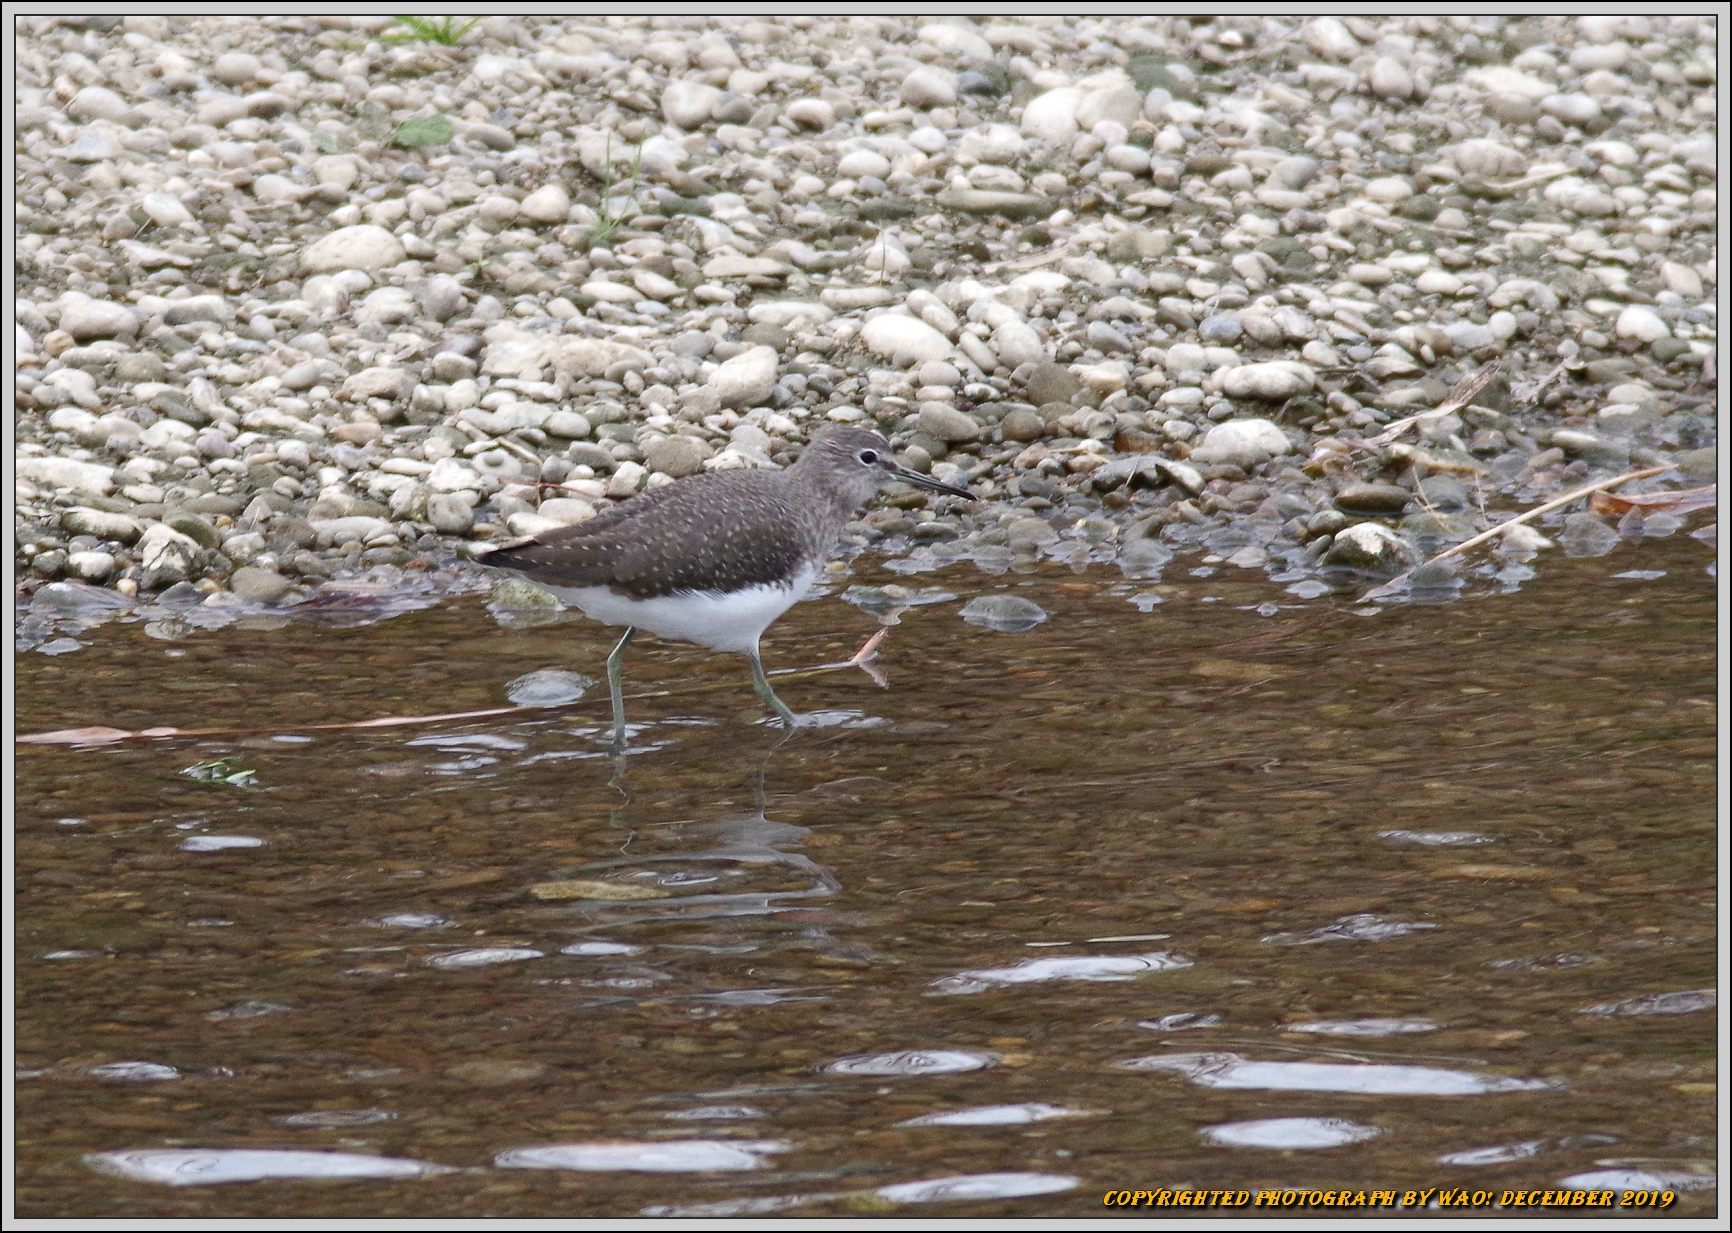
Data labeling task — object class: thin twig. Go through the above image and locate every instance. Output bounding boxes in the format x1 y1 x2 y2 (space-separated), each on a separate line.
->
1359 464 1671 602
1362 361 1503 450
16 630 893 748
1517 359 1569 406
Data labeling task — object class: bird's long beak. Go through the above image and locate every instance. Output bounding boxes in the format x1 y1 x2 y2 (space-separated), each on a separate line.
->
892 463 973 500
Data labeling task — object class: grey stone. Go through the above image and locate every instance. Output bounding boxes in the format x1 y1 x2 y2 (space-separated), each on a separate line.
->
532 498 595 527
230 566 294 604
645 435 714 478
1024 362 1082 407
1412 475 1469 510
1334 482 1411 516
428 493 476 534
960 593 1048 632
64 128 121 162
545 411 593 439
957 67 1009 97
1118 536 1175 577
1322 523 1421 572
1199 313 1243 342
1675 448 1716 482
917 404 981 443
1558 512 1619 557
164 512 220 548
1006 517 1059 549
416 277 468 322
30 580 133 614
342 367 413 401
936 189 1057 220
137 523 199 588
999 408 1047 442
163 296 232 326
550 338 654 378
60 506 142 543
311 516 392 546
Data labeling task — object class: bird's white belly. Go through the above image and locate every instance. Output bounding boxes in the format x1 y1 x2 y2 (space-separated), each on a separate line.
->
546 565 818 653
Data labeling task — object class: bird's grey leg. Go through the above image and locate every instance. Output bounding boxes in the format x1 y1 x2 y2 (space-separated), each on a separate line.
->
606 627 637 746
747 648 798 729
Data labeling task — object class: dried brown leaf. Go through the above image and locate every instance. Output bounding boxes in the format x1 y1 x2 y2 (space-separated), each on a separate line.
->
1588 484 1716 517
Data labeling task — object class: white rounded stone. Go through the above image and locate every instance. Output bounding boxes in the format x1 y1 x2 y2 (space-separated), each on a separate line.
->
837 149 891 180
1615 305 1669 342
990 319 1045 367
1191 418 1295 466
301 225 405 274
1303 17 1360 61
662 79 721 129
708 346 779 408
901 66 957 110
1366 57 1415 99
68 85 128 121
861 314 954 365
58 296 138 341
521 184 571 224
1216 361 1317 401
1021 87 1083 144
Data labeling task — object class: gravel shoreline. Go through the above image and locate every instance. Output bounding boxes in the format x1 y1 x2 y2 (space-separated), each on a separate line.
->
13 15 1718 639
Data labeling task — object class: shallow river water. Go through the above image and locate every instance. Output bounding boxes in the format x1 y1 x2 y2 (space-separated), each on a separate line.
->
13 534 1718 1218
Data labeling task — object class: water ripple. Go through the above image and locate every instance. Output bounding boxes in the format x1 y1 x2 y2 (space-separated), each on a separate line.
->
85 1148 450 1186
1283 1018 1438 1037
1202 1116 1381 1149
427 947 544 969
497 1140 787 1173
901 1103 1086 1127
931 951 1191 995
1578 989 1715 1016
1262 914 1440 945
876 1172 1080 1203
824 1049 998 1077
1119 1052 1557 1095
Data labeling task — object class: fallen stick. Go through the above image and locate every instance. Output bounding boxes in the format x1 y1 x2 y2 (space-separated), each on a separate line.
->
1361 360 1504 450
17 629 893 748
1359 464 1672 602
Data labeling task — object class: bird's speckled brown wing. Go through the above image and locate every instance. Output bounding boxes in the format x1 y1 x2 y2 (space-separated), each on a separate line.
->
480 472 816 598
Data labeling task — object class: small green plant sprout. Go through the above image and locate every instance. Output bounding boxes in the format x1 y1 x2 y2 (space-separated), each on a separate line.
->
384 16 481 46
589 135 645 248
392 114 455 148
181 757 259 789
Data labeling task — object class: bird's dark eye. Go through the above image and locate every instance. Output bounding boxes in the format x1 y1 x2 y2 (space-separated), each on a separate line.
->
858 449 879 465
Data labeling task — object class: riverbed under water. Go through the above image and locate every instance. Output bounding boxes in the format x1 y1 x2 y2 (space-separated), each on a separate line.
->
13 533 1718 1218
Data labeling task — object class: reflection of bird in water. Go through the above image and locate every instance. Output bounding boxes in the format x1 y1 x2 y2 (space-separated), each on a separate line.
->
552 750 878 975
571 810 840 923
